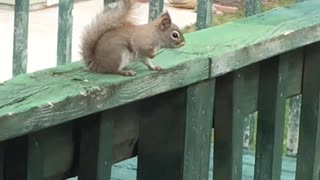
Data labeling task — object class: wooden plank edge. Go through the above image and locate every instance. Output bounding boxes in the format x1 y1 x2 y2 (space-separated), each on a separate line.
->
0 58 210 142
210 23 320 97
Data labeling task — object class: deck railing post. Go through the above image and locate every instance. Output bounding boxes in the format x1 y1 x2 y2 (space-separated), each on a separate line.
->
213 65 260 180
78 112 113 180
148 0 164 22
254 56 288 180
57 0 74 66
12 0 29 76
296 42 320 180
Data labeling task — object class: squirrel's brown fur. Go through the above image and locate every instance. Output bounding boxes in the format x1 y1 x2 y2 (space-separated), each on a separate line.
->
80 0 185 76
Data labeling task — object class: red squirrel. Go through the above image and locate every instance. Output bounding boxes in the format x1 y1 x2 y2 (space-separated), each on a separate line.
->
80 0 186 76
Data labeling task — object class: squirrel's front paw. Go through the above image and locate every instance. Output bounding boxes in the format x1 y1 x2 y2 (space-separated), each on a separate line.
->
149 66 163 71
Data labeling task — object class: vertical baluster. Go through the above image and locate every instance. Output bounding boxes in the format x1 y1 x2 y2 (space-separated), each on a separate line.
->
57 0 74 66
138 80 215 180
148 0 164 22
245 0 261 17
284 48 304 158
12 0 29 76
183 80 215 180
214 64 259 180
243 0 260 152
196 0 212 29
5 134 44 180
296 43 320 180
78 112 113 180
254 56 288 180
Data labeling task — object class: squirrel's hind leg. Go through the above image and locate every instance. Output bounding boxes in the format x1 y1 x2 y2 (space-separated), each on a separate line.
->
117 49 136 76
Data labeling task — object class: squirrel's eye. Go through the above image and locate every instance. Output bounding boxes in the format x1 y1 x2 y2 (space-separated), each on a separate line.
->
171 31 180 39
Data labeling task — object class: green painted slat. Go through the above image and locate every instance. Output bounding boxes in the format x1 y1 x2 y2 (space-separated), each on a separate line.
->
0 144 3 180
137 90 187 180
243 0 260 152
183 79 215 180
12 0 29 76
5 135 44 180
254 56 288 180
57 0 74 66
296 42 320 180
245 0 261 17
214 69 251 180
196 0 212 29
78 112 113 180
148 0 164 22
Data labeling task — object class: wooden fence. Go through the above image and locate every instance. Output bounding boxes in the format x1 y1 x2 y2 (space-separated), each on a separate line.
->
1 0 320 179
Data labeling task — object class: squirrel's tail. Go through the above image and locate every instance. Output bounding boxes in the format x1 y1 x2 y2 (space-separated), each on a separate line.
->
80 0 132 65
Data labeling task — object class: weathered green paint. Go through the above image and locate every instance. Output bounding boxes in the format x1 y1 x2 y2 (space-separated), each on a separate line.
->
243 0 260 151
0 56 209 142
296 42 320 180
137 89 186 180
0 144 3 180
5 134 44 180
214 66 257 180
1 1 320 142
196 0 212 29
57 0 73 66
148 0 164 22
12 0 29 76
245 0 261 16
183 79 215 180
285 48 304 97
254 56 288 180
137 81 215 180
78 112 113 180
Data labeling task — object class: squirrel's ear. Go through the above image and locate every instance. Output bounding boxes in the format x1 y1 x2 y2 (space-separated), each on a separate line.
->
159 10 171 30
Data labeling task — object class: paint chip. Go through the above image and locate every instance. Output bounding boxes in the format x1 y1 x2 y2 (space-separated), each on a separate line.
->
283 30 294 35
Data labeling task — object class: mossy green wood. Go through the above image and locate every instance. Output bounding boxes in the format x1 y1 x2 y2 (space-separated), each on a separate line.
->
214 64 259 180
182 79 215 180
148 0 164 22
78 112 113 180
180 0 215 179
5 135 44 180
1 1 320 142
57 0 74 66
0 144 3 180
254 56 288 180
296 42 320 180
12 0 29 76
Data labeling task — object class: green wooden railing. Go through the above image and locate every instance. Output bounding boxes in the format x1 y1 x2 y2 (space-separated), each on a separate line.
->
1 0 320 180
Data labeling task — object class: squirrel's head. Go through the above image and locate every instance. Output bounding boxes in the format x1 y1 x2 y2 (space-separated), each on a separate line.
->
155 11 185 49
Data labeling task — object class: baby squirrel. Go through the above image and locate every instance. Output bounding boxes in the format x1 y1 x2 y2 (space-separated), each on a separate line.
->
80 0 186 76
